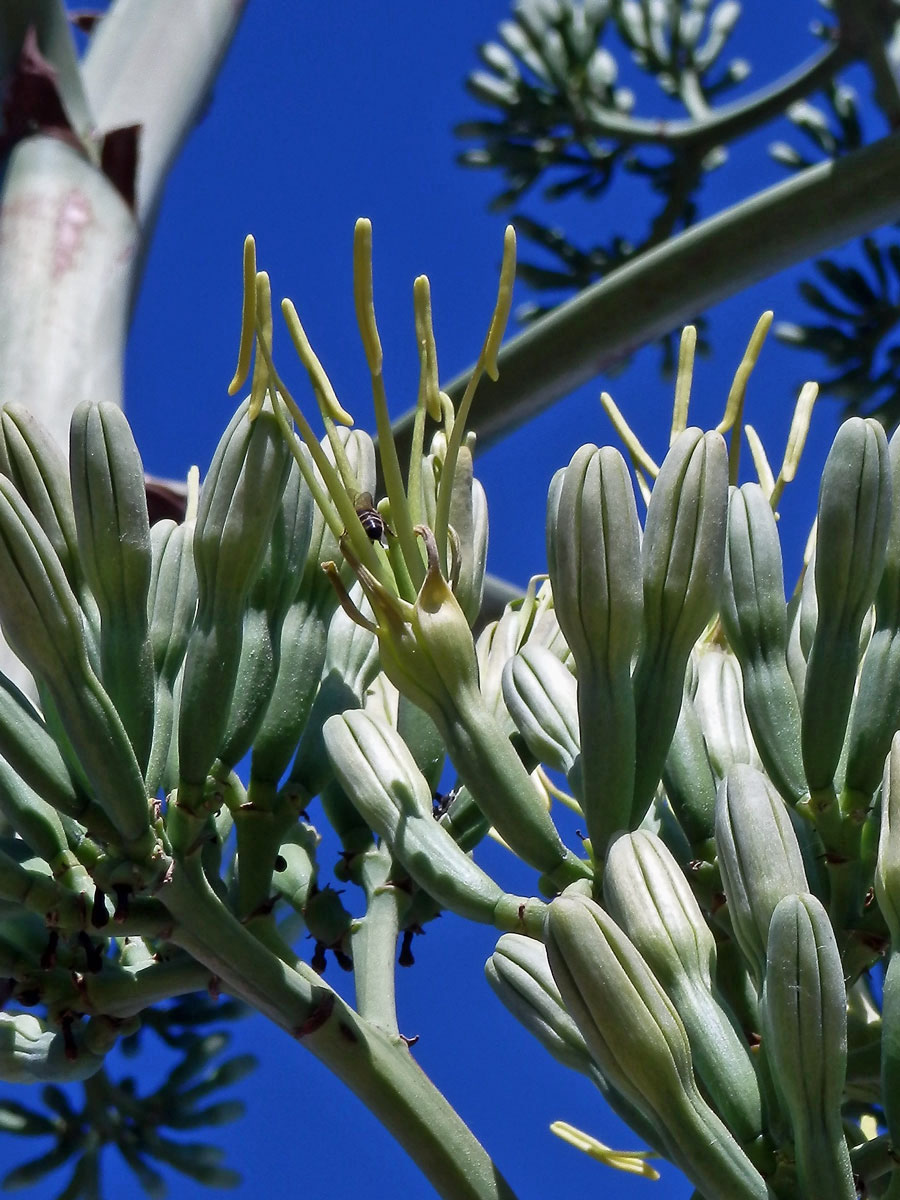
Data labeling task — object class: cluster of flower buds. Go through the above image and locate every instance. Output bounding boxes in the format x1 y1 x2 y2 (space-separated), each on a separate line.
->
1 223 900 1200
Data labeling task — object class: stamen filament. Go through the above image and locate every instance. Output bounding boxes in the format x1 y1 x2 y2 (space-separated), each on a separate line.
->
227 234 258 396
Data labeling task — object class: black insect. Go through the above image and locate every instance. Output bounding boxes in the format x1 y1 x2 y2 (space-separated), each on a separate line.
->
354 492 393 545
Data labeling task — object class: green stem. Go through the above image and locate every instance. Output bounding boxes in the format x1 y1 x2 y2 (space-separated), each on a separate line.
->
350 843 404 1035
159 852 519 1200
390 129 900 467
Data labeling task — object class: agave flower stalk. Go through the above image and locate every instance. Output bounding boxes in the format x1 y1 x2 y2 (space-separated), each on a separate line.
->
228 223 589 892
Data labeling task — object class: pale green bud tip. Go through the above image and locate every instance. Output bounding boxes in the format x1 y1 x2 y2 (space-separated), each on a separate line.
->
550 1122 660 1181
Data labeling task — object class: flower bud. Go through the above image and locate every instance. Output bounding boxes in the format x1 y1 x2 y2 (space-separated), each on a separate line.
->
502 642 580 782
324 709 543 930
70 401 155 770
720 484 805 804
177 403 291 800
604 831 762 1145
802 417 891 797
545 893 768 1199
546 443 641 854
631 430 727 820
761 893 854 1198
715 765 809 984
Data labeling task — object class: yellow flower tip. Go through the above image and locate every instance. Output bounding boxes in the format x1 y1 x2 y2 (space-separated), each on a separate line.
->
227 234 258 396
413 275 442 421
483 225 517 381
550 1121 660 1181
353 218 384 376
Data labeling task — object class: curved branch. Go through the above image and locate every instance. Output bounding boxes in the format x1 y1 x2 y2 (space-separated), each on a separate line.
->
390 129 900 465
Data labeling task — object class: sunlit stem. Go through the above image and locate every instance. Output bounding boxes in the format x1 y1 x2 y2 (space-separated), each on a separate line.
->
716 311 773 486
249 272 275 420
435 226 516 570
770 381 817 510
550 1122 660 1181
670 325 696 443
600 391 660 479
227 234 258 396
353 220 423 589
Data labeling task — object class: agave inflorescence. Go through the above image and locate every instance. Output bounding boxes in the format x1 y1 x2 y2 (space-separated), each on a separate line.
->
0 221 897 1200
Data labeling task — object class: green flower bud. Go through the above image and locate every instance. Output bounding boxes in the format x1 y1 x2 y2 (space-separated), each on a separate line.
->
340 528 586 886
475 577 566 734
692 644 760 779
547 444 641 854
876 732 900 945
0 477 150 847
145 521 198 796
0 1012 120 1083
545 893 768 1199
661 683 717 846
288 585 380 800
0 673 90 826
721 484 806 804
249 430 373 788
486 932 667 1153
715 764 809 985
323 709 544 932
502 642 580 783
217 456 313 770
177 402 291 801
761 892 854 1199
846 430 900 802
421 438 488 625
632 429 728 821
0 404 85 605
272 823 319 916
604 830 762 1146
70 401 156 770
487 932 598 1076
803 417 891 798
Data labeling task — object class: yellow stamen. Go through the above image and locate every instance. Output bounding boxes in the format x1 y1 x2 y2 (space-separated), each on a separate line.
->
281 299 354 427
550 1121 660 1181
770 381 817 509
353 218 383 375
249 271 274 421
600 392 659 480
744 423 775 500
671 325 695 443
227 234 257 396
717 312 773 485
483 225 517 381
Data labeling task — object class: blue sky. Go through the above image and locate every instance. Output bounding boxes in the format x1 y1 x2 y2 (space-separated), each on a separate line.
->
1 3 887 1198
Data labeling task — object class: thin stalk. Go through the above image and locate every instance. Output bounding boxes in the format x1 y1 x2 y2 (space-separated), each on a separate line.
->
160 853 519 1200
